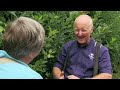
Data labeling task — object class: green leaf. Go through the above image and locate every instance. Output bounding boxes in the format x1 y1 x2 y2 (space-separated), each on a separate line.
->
0 26 4 32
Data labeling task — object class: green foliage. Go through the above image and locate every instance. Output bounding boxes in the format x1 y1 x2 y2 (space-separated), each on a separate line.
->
91 11 120 77
0 11 18 49
1 11 120 79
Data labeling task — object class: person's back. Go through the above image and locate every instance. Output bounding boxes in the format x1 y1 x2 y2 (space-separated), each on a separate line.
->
0 50 43 79
0 16 45 79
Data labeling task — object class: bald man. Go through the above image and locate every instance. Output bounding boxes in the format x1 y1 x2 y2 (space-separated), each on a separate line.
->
53 14 112 79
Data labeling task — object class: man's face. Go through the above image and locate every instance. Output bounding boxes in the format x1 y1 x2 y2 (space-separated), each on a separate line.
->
74 22 93 45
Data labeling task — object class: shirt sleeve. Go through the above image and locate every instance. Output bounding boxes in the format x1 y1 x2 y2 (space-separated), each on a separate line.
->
98 46 112 74
54 45 67 70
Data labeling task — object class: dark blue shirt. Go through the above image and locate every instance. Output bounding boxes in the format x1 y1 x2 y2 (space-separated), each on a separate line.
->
54 38 112 79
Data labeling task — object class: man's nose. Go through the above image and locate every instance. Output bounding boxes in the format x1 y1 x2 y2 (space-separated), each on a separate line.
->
78 30 83 36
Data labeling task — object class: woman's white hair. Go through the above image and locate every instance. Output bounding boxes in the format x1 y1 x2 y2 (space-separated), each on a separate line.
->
3 16 45 58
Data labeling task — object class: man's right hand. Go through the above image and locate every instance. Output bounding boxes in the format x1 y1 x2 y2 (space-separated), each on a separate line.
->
53 67 65 79
58 71 64 79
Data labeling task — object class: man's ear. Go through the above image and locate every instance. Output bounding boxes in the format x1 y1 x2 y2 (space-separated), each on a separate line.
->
90 26 94 33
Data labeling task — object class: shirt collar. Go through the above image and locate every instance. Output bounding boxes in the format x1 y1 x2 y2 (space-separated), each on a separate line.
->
76 38 94 48
0 50 28 67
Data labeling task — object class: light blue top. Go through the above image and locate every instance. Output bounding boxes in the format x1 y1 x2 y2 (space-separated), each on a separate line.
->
0 50 43 79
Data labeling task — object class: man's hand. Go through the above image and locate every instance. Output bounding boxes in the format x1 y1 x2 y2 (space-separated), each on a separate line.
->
58 71 64 79
90 73 112 79
53 67 64 79
67 75 80 79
